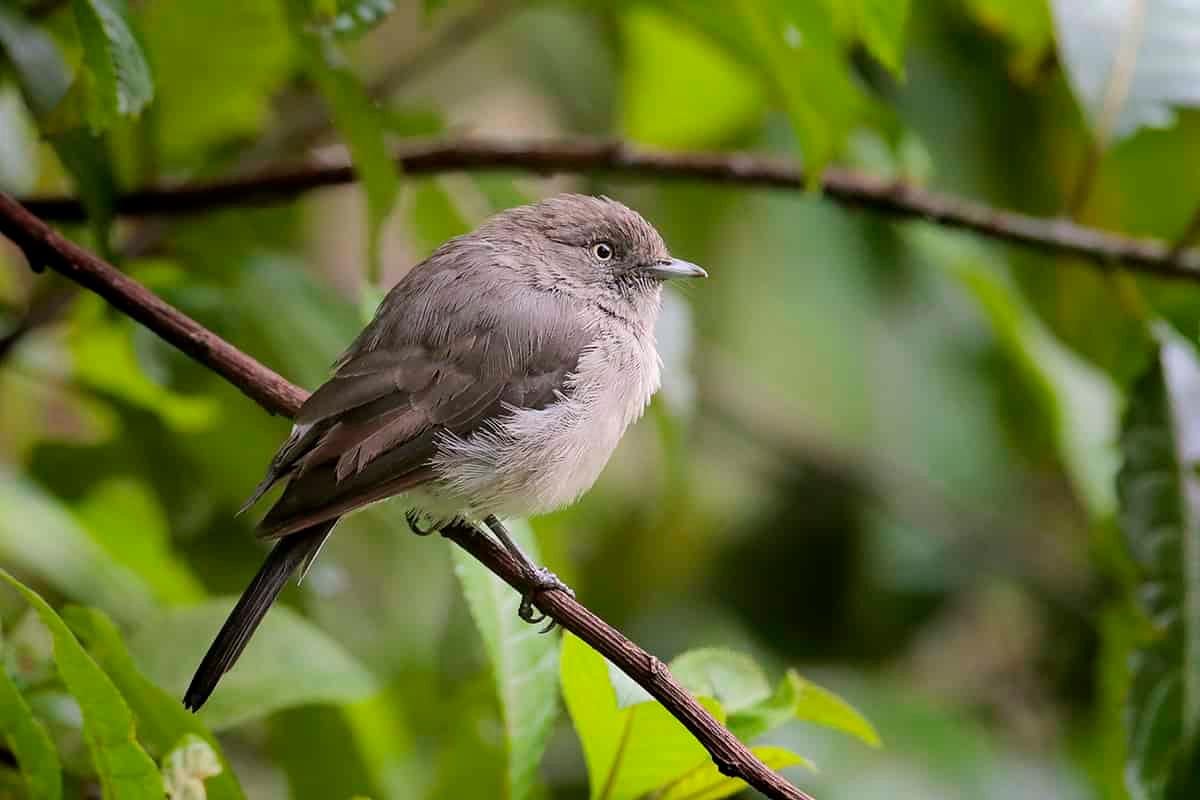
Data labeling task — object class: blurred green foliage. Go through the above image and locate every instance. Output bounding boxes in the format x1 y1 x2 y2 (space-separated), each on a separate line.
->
1 0 1200 798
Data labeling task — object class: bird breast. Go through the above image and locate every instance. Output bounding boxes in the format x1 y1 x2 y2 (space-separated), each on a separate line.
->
427 323 662 519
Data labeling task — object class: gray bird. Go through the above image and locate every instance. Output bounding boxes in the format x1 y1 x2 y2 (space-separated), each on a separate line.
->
183 193 706 711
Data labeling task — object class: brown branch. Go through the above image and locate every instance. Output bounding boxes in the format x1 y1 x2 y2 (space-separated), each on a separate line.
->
0 195 306 417
0 219 171 363
20 136 1200 283
0 190 814 800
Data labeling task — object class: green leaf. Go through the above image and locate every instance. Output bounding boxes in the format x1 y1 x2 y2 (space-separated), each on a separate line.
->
73 479 207 606
0 7 71 118
0 659 62 800
668 648 771 714
560 632 725 800
908 228 1120 520
296 32 399 283
126 600 378 730
62 607 245 800
964 0 1053 80
269 705 382 800
69 305 220 432
70 0 154 132
1117 321 1200 799
728 670 880 748
451 520 559 800
380 105 445 138
606 658 654 710
619 6 766 148
0 473 157 623
659 746 810 800
852 0 908 76
736 0 866 181
788 672 881 747
0 570 163 799
0 7 116 252
409 178 471 258
140 0 292 166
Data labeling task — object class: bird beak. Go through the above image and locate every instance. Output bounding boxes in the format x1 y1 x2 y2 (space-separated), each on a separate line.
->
641 258 708 281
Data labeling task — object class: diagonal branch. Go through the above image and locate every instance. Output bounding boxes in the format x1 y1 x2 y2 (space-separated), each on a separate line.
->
0 190 814 800
19 136 1200 283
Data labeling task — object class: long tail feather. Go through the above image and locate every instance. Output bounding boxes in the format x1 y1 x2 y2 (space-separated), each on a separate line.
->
183 520 336 712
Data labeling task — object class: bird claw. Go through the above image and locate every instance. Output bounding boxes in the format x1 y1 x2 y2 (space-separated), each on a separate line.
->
518 567 574 633
405 509 437 536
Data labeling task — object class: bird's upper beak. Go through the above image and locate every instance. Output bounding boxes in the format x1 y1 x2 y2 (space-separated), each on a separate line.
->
641 258 708 281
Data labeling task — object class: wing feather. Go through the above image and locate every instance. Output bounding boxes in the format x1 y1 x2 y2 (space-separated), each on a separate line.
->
245 241 592 538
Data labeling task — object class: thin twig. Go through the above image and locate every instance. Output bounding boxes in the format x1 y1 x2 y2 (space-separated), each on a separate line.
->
0 190 814 800
19 136 1200 283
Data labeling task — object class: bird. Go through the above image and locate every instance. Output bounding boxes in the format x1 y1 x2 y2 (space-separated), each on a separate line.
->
183 193 707 712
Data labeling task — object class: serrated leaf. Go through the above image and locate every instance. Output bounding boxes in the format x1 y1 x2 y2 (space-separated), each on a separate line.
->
736 0 866 180
659 746 811 800
0 473 157 623
63 607 244 800
1117 321 1200 799
451 520 559 800
126 600 378 730
70 0 154 131
1051 0 1200 145
853 0 909 75
0 660 62 800
561 632 726 800
0 570 163 799
728 670 880 748
668 648 771 714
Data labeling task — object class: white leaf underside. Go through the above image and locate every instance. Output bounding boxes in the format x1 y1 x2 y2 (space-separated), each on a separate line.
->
1053 0 1200 142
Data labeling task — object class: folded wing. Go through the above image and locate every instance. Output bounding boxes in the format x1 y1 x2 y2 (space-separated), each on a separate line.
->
244 249 591 538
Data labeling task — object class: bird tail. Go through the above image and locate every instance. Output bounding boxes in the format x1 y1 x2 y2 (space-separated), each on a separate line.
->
183 520 336 712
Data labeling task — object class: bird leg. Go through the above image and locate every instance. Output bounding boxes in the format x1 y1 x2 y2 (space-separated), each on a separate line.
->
483 514 574 633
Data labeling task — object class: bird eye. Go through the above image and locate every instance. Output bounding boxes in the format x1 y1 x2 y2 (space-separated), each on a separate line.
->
592 242 614 261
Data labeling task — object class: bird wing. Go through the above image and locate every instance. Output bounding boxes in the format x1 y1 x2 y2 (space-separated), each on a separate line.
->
244 252 591 538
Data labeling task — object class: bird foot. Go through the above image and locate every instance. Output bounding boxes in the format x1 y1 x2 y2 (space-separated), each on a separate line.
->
405 509 438 536
518 567 575 634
